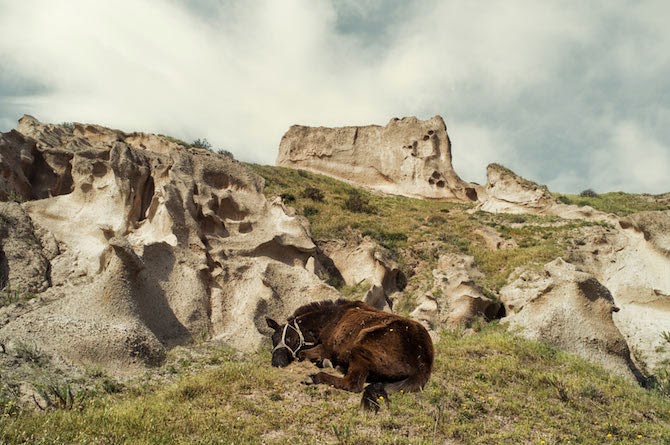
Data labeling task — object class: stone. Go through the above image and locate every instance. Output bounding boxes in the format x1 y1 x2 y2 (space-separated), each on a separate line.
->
277 116 479 201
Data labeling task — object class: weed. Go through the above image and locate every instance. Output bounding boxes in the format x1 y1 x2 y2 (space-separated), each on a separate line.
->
301 186 325 202
343 189 376 214
332 424 351 445
13 339 48 367
580 188 599 198
33 382 79 411
661 331 670 343
280 192 295 203
303 205 319 217
191 138 211 149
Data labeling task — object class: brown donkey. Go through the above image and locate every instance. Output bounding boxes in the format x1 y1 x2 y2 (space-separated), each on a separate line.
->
266 299 434 411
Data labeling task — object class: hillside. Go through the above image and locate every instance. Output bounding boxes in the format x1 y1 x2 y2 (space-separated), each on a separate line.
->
1 117 670 444
3 163 670 444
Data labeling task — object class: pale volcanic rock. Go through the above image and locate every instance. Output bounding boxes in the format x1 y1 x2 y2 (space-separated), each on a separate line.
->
476 163 618 223
318 238 405 311
568 212 670 373
0 116 338 373
411 253 500 330
277 116 479 201
500 258 642 382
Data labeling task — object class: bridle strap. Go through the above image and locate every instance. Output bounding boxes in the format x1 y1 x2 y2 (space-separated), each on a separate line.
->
271 319 315 358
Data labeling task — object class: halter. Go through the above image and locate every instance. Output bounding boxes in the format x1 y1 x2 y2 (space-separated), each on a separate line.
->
271 319 314 358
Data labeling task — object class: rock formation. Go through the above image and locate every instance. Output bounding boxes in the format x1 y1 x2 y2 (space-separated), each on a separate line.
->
500 258 642 382
411 253 500 331
0 116 338 373
475 164 617 223
317 238 405 311
277 116 479 201
568 212 670 374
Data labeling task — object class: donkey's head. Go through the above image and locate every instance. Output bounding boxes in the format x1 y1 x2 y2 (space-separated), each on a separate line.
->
266 317 313 367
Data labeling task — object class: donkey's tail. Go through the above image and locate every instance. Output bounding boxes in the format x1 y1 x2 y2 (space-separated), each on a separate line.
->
360 374 428 413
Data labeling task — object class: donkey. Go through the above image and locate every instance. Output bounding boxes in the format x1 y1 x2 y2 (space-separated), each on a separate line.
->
266 299 434 411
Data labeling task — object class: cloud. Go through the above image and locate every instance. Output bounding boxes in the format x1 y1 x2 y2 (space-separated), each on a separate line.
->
0 0 668 193
590 122 670 193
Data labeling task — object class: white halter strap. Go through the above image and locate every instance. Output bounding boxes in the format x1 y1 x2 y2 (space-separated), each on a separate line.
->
271 319 314 358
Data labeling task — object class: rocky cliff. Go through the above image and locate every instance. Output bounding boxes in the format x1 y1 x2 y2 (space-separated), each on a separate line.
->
277 116 479 201
0 116 340 373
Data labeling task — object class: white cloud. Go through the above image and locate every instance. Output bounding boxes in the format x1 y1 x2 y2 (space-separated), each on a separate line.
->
0 0 668 193
590 122 670 193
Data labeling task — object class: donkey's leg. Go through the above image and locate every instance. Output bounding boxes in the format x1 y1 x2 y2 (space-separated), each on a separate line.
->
298 344 326 362
298 345 334 368
308 359 369 393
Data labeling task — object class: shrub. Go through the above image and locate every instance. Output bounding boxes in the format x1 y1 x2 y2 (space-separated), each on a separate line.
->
280 193 296 203
303 206 319 217
301 187 325 202
557 195 572 205
191 138 211 149
343 189 376 214
216 149 234 159
580 188 598 198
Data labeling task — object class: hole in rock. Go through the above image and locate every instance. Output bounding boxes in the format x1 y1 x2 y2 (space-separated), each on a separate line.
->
436 180 445 188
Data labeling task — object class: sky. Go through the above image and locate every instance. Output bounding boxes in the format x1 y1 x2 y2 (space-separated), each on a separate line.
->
1 0 668 194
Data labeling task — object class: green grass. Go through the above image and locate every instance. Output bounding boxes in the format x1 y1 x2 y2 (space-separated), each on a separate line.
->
554 192 670 216
2 327 669 444
248 164 596 296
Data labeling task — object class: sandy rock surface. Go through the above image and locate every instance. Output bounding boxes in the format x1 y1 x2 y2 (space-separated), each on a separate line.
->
277 116 479 201
0 116 338 374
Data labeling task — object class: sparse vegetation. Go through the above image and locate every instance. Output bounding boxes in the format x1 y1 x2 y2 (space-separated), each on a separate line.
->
343 189 376 214
2 327 669 443
191 138 211 149
1 284 37 308
554 191 670 216
301 186 325 202
580 188 599 198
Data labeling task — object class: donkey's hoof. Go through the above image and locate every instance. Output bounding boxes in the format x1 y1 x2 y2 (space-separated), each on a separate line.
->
361 383 389 413
302 374 317 385
320 358 333 369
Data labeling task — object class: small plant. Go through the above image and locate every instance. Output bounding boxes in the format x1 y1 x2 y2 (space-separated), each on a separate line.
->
61 122 75 131
580 188 598 198
303 206 319 217
332 424 351 445
1 283 37 307
216 148 234 159
301 186 325 202
280 193 296 203
343 189 376 214
557 195 572 205
661 331 670 343
191 138 211 150
33 383 78 410
13 339 48 367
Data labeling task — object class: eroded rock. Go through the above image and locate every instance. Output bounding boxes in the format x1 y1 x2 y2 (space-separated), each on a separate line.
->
500 258 642 382
0 116 338 374
277 116 479 201
411 253 500 330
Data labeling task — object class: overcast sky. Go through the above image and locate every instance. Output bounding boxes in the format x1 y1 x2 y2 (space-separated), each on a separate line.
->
1 0 668 194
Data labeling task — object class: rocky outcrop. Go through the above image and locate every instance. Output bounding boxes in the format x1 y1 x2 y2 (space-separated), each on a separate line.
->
411 253 500 331
277 116 479 201
475 164 616 223
568 213 670 374
317 238 405 311
500 258 642 382
0 116 338 373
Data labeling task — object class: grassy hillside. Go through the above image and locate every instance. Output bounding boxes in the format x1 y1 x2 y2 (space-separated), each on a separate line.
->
2 326 670 444
2 165 670 444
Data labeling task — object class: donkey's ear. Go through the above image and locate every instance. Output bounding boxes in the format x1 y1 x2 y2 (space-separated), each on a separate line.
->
266 317 281 331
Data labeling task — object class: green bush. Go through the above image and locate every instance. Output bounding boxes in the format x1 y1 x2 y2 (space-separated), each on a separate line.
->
191 138 211 149
343 189 376 214
301 187 325 202
303 206 319 217
280 193 296 203
580 188 598 198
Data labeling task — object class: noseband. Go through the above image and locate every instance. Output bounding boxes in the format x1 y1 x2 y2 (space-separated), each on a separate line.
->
272 319 314 358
